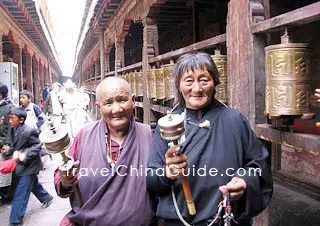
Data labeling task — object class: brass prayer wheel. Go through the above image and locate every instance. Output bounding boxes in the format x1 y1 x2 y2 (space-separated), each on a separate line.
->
129 72 137 95
148 69 156 99
158 113 185 141
265 32 311 117
211 50 228 104
155 68 166 100
136 71 143 97
163 62 175 99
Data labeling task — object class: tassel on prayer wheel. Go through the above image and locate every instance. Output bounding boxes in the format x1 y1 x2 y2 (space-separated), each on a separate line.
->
136 71 143 97
155 68 166 100
211 50 228 104
148 69 156 99
265 31 311 117
163 61 175 99
129 72 136 95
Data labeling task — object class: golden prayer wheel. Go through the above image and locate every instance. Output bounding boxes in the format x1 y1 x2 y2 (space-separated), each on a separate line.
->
163 62 175 99
147 69 156 99
129 72 136 95
136 71 143 97
211 50 228 104
155 68 166 100
265 32 311 117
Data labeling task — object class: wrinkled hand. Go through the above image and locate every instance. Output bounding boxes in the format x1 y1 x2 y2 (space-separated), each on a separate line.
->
315 89 320 102
59 161 79 190
165 146 188 180
219 177 247 200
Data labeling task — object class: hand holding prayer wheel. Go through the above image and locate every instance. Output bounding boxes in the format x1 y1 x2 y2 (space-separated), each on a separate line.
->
158 113 196 215
39 117 83 207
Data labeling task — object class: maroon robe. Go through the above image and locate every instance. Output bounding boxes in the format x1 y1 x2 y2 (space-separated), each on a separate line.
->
54 119 154 226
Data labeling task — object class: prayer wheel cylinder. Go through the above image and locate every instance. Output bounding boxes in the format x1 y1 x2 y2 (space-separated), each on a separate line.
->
163 62 175 99
211 50 228 104
129 72 136 95
148 69 156 99
155 68 165 100
136 71 143 97
265 40 310 117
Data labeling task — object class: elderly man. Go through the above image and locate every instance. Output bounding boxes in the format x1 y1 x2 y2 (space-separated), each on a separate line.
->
54 77 154 226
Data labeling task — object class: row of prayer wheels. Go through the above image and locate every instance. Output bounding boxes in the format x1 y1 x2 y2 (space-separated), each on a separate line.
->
121 31 314 119
122 62 176 100
121 51 229 104
265 30 313 118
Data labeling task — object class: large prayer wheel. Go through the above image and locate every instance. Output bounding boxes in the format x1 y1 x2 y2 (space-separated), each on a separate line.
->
155 68 165 100
163 62 175 99
265 34 311 117
136 71 143 97
129 72 136 95
211 50 228 104
148 69 156 99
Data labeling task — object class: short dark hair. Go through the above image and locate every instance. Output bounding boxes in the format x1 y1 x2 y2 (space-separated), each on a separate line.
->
0 83 9 98
9 107 27 121
19 90 34 99
173 52 220 108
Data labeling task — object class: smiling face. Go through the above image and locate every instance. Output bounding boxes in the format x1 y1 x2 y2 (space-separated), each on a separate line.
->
96 80 134 131
179 67 215 110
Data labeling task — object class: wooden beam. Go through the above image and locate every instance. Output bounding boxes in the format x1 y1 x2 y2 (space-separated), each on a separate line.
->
148 33 226 63
255 124 320 152
252 2 320 34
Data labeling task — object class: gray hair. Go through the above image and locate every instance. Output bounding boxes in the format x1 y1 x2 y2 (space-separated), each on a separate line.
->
96 76 132 101
173 52 220 108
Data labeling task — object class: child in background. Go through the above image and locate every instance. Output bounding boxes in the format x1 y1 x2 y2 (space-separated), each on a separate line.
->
19 90 45 132
4 107 53 226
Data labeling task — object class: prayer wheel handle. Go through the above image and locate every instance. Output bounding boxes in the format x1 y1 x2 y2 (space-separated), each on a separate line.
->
158 113 197 215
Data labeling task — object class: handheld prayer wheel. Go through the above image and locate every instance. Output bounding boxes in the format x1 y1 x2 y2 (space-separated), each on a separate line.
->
39 117 83 207
211 50 228 104
129 72 137 95
147 69 156 99
163 62 175 99
155 68 166 100
265 30 311 117
158 114 196 216
136 71 143 97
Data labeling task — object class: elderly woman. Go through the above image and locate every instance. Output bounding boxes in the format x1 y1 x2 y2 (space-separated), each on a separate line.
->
147 52 273 226
54 77 154 225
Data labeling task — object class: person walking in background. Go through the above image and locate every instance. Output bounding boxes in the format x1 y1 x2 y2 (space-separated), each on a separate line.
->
0 83 16 205
44 82 64 124
19 90 45 132
42 83 51 102
2 107 53 226
147 52 273 226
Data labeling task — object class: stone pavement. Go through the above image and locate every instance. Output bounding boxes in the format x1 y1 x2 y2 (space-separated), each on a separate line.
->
0 155 71 226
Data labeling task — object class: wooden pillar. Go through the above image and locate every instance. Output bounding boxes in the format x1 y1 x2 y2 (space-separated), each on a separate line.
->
115 36 125 76
33 58 40 103
13 47 23 90
227 0 266 128
48 60 52 84
142 17 159 124
0 30 3 62
99 28 105 80
25 53 33 91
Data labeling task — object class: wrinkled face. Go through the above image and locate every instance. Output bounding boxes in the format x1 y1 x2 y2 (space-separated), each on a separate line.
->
179 67 214 110
8 114 23 128
19 94 31 107
96 84 134 131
